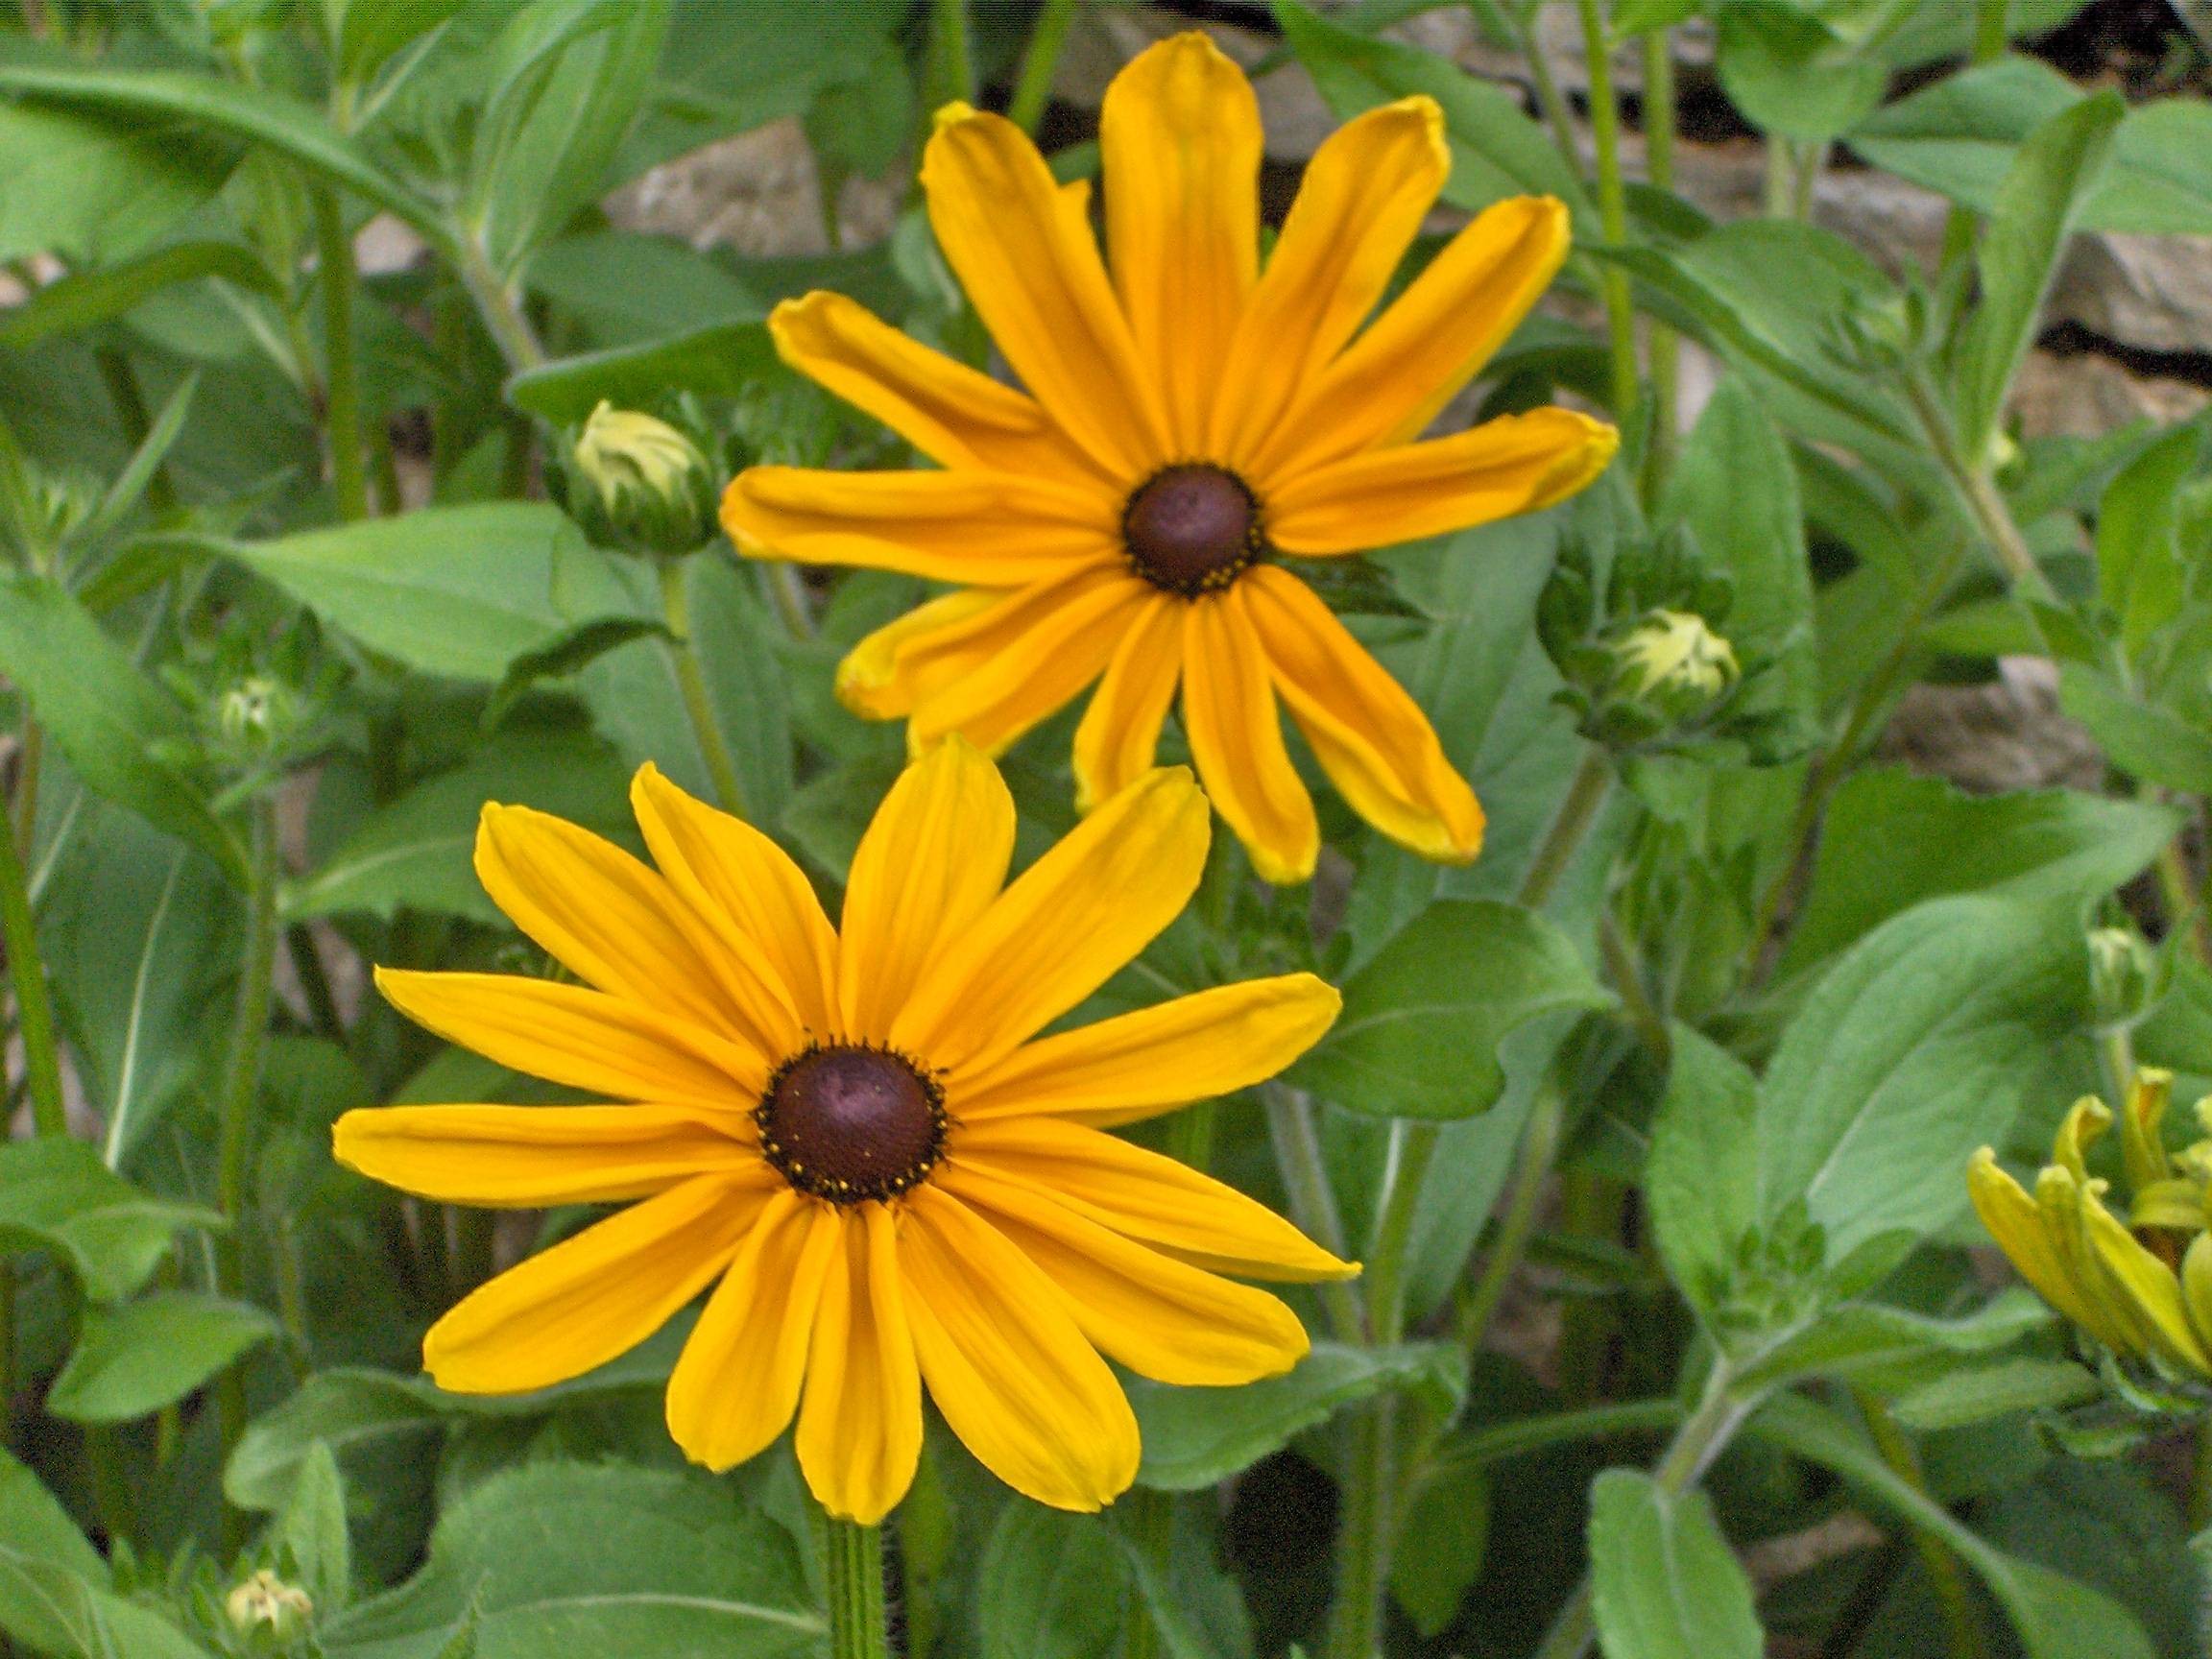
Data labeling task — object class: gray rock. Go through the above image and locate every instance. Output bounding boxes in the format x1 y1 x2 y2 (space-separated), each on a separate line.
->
2053 230 2212 356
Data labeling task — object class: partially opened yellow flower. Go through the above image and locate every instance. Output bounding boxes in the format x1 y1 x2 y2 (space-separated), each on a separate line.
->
332 741 1352 1523
1968 1072 2212 1379
722 32 1618 883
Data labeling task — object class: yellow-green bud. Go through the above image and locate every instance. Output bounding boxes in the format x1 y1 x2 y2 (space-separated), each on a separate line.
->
2088 925 2158 1032
226 1570 312 1639
569 401 717 557
217 676 286 752
1615 610 1739 707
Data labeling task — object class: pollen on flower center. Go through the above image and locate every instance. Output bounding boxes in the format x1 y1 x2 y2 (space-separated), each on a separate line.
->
1122 464 1265 596
757 1043 947 1203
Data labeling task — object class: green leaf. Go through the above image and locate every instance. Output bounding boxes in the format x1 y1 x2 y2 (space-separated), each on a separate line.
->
2096 421 2203 657
1390 1455 1488 1638
1751 1393 2158 1659
1952 91 2125 460
0 95 232 266
42 809 236 1166
1587 1470 1764 1659
0 53 443 244
1291 900 1608 1118
276 1441 353 1614
0 1448 103 1580
505 321 781 422
0 574 240 879
1716 1 1890 143
1731 1288 2054 1390
977 1505 1124 1659
219 503 639 684
1273 0 1594 228
0 241 277 349
1776 769 2180 976
318 1461 821 1659
288 732 632 925
1757 896 2087 1267
0 1451 211 1657
47 1291 278 1423
2057 665 2212 797
1646 1026 1761 1327
1131 1342 1459 1491
1890 1357 2103 1431
1852 57 2212 237
1662 377 1816 718
227 1369 445 1513
0 1137 220 1302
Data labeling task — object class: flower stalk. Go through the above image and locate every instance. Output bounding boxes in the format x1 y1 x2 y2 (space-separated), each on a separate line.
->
1640 29 1680 500
0 770 64 1139
311 186 370 521
1006 0 1077 134
819 1505 892 1659
659 558 750 819
1575 0 1638 419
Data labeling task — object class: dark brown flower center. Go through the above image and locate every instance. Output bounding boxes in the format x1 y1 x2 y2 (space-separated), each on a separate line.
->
757 1044 946 1204
1122 464 1264 596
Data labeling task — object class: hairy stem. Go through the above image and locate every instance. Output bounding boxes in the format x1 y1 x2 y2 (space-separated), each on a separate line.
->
659 558 749 818
0 780 63 1139
1575 0 1638 419
1457 1083 1566 1359
1856 1388 1991 1659
1262 1081 1364 1346
1940 0 2012 269
817 1504 891 1659
1519 747 1612 911
311 187 370 521
1640 29 1679 500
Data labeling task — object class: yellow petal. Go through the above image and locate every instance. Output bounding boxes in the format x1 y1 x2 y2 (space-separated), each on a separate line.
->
2069 1169 2212 1373
943 1164 1308 1386
1265 410 1619 556
953 974 1340 1129
2051 1096 2110 1181
796 1206 923 1525
664 1190 844 1470
839 737 1015 1043
422 1174 769 1393
956 1117 1357 1283
722 466 1118 588
475 802 781 1046
1243 567 1483 863
1181 590 1316 885
1254 194 1574 479
1210 98 1446 468
631 763 840 1036
2122 1068 2175 1193
923 104 1169 480
891 767 1209 1074
902 572 1153 757
1968 1149 2124 1346
333 1104 758 1207
835 572 1146 757
898 1186 1139 1511
375 967 767 1102
1099 32 1261 451
2180 1232 2212 1366
768 290 1102 480
836 589 1000 721
1071 591 1184 815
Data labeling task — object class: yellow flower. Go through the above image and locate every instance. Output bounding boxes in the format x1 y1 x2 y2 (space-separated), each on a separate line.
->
721 33 1618 884
332 740 1352 1523
1968 1074 2212 1379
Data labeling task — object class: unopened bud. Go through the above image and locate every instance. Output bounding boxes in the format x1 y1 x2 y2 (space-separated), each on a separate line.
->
2089 925 2158 1032
1614 610 1739 707
568 402 717 557
217 676 287 753
226 1570 312 1639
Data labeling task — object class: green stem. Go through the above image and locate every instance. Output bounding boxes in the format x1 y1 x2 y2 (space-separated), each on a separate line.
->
1006 0 1076 134
762 563 817 640
2192 1414 2212 1529
659 558 749 818
1364 1120 1444 1348
0 763 64 1139
1323 1393 1398 1659
1 1261 14 1452
1498 2 1583 174
1518 746 1612 910
1122 1488 1173 1659
1575 0 1637 419
1599 910 1669 1062
1531 1361 1751 1659
214 795 280 1508
2154 827 2209 967
1261 1081 1365 1345
1457 1083 1565 1359
1900 334 2051 602
817 1505 891 1659
94 349 177 516
453 229 546 373
928 0 974 109
311 187 370 521
1640 29 1679 501
1940 0 2011 270
1855 1388 1991 1659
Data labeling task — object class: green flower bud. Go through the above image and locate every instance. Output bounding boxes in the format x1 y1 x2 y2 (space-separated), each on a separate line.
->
568 401 718 557
2088 925 2159 1032
1613 610 1739 709
216 676 288 755
226 1570 312 1640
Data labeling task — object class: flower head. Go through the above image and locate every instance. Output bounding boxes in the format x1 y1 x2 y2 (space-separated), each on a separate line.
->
226 1571 312 1639
722 33 1618 883
1969 1070 2212 1381
570 401 717 556
1613 610 1739 706
333 741 1352 1522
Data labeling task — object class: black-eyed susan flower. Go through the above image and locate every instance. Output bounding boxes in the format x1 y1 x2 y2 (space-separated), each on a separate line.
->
721 32 1619 884
1968 1070 2212 1378
332 740 1352 1523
